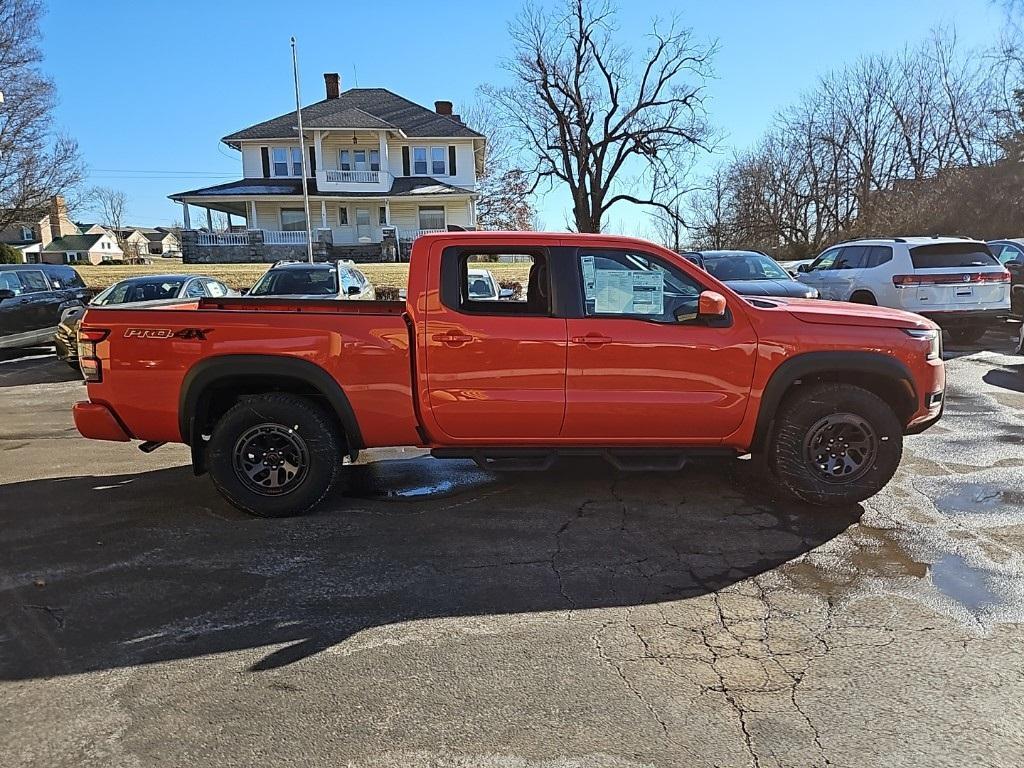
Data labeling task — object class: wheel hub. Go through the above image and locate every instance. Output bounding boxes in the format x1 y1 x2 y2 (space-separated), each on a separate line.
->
232 424 310 496
802 413 878 484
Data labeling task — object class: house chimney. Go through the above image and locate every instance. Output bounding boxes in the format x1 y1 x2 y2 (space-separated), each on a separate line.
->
325 73 340 99
48 195 73 243
434 100 453 116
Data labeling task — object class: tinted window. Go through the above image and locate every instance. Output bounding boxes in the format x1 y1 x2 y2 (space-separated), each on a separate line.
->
185 280 206 298
205 280 228 298
865 246 893 268
0 272 23 295
18 270 49 293
704 253 790 280
98 279 186 304
992 243 1024 265
46 266 85 289
580 250 703 324
910 243 998 269
835 245 869 270
250 268 338 296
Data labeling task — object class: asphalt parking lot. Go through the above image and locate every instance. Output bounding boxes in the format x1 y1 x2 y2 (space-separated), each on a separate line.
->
2 331 1023 768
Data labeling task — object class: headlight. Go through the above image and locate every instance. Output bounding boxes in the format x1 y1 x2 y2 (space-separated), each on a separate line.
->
805 287 819 299
905 329 941 360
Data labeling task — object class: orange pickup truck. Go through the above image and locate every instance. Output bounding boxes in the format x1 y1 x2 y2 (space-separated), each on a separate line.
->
73 232 945 517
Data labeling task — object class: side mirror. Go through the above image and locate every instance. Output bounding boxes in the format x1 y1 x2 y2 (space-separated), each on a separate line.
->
346 285 361 296
698 290 728 318
0 289 15 301
499 287 514 299
797 263 811 273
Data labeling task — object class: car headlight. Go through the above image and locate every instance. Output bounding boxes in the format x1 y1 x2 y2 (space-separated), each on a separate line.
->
804 287 819 299
905 329 941 360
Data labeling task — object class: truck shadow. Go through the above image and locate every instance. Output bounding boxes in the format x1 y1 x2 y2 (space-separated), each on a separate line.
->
0 458 861 680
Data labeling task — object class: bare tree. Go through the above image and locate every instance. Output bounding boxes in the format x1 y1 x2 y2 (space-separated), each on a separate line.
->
0 0 84 231
484 0 716 233
87 186 142 260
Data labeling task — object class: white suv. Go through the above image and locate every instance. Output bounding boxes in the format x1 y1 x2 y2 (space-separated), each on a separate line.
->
796 237 1010 343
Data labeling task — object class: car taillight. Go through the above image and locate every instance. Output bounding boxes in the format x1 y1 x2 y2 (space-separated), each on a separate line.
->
893 271 1010 287
78 328 109 383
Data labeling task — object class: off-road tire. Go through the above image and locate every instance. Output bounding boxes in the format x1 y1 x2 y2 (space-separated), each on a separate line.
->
946 325 986 345
207 393 341 517
767 383 903 506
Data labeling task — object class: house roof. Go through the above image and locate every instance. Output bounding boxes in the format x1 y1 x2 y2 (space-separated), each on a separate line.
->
144 231 175 242
42 234 107 252
222 88 483 145
169 176 473 200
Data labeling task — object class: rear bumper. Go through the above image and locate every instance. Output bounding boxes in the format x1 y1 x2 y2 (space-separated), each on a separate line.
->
54 324 77 361
73 401 132 442
917 308 1007 326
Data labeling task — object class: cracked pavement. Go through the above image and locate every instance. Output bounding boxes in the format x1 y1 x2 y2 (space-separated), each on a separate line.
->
1 330 1023 768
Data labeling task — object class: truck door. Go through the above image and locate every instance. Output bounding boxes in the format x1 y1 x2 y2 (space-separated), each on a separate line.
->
562 248 758 441
424 246 567 440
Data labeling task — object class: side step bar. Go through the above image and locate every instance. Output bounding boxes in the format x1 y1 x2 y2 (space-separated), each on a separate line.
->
430 447 736 472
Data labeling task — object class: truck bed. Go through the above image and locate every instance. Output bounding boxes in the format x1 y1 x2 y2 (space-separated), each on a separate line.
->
81 299 421 447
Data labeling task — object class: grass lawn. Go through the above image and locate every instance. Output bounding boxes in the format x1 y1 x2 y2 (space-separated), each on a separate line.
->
73 261 534 293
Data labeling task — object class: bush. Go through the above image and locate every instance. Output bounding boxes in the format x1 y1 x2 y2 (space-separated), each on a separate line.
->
0 242 22 264
375 285 401 301
97 259 127 266
499 279 523 300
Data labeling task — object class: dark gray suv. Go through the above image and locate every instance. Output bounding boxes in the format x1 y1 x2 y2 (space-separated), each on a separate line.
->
0 264 91 349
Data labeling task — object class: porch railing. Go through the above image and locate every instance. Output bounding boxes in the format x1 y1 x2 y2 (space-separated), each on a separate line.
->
196 231 248 246
398 228 446 241
324 169 380 183
263 230 309 245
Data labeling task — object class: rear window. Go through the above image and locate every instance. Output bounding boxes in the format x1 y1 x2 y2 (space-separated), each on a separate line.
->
909 243 998 269
250 268 338 296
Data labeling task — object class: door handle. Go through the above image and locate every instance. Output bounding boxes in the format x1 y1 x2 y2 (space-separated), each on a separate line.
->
571 334 612 347
433 332 473 346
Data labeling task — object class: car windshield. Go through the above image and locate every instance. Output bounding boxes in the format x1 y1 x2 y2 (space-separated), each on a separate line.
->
704 253 790 281
468 273 497 298
250 268 339 296
94 279 185 305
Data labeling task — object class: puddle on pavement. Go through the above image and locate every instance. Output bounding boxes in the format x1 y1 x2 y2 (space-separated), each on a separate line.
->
929 554 1002 612
343 456 500 500
783 525 1008 618
931 481 1024 517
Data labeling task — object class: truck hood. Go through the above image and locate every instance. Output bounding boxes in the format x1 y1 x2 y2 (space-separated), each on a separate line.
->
760 297 937 330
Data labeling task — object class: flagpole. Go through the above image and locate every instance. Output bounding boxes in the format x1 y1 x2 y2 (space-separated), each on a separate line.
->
291 36 314 263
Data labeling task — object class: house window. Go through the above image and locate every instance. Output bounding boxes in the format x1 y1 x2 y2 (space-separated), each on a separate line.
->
291 147 303 176
418 206 445 231
431 147 446 175
20 226 32 241
370 150 380 172
280 209 307 231
378 206 387 225
272 147 289 176
353 150 367 171
339 149 351 171
338 207 349 225
413 147 428 175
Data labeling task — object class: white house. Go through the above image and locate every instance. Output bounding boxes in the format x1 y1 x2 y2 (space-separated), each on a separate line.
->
170 74 485 261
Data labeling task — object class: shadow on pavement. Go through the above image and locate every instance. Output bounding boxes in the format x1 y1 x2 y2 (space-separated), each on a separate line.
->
0 352 81 389
982 363 1024 394
0 456 862 680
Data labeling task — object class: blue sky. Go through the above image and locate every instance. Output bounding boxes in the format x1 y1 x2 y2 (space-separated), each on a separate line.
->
40 0 1005 231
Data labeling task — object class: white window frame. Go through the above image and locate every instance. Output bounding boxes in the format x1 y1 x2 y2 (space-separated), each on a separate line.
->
378 206 387 225
338 206 350 226
339 149 351 171
291 147 303 176
271 145 302 177
280 208 307 231
412 146 428 175
369 149 381 172
20 226 32 241
431 146 446 176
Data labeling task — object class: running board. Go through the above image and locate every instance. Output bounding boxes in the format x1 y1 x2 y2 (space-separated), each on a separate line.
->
430 447 736 472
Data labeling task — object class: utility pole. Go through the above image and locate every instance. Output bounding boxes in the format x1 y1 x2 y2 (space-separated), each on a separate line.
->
291 37 314 263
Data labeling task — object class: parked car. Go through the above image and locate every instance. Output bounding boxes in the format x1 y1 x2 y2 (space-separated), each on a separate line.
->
74 232 944 518
687 250 819 299
55 274 235 366
796 237 1010 344
0 264 90 350
985 239 1024 317
247 260 375 300
467 268 514 300
778 258 814 276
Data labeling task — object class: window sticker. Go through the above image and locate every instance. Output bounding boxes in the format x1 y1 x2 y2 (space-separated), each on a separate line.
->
581 255 596 299
594 269 664 315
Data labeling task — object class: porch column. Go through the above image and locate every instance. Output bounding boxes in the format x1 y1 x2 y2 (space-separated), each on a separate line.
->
226 212 233 229
320 199 328 229
206 208 213 231
248 200 257 229
181 202 191 229
379 131 389 179
314 131 324 175
384 199 391 224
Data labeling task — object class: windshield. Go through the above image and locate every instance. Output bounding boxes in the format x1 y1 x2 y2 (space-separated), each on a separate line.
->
94 279 185 305
467 272 497 298
250 268 339 296
704 253 790 281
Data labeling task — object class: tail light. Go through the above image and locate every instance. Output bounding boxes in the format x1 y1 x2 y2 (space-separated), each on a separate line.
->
78 328 109 382
893 270 1011 287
